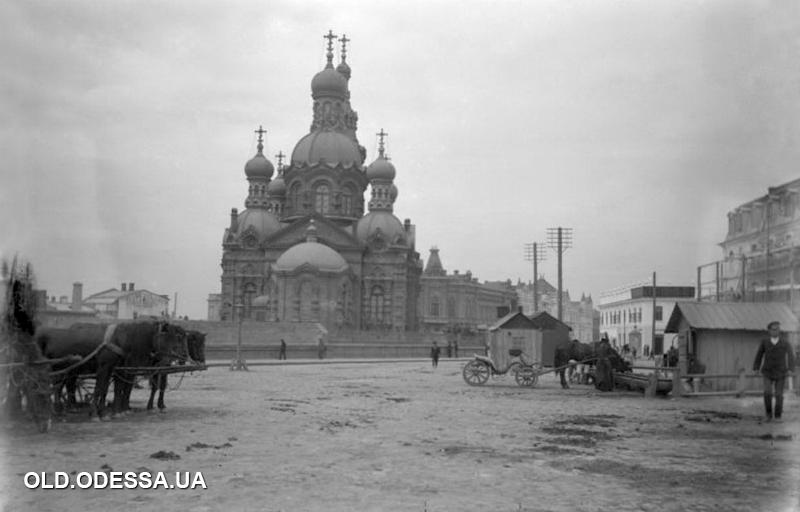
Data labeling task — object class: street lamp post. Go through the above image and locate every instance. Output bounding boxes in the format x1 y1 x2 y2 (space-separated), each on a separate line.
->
230 302 248 371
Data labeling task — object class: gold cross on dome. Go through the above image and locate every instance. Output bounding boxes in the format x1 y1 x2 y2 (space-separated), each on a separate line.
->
324 30 338 53
254 125 266 144
377 128 388 156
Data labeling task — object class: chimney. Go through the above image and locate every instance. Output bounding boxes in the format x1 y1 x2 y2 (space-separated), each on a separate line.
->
518 305 523 314
71 282 83 311
404 218 411 232
129 282 134 291
121 283 127 292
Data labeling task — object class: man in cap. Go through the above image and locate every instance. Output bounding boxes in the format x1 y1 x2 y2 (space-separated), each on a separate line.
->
753 320 795 422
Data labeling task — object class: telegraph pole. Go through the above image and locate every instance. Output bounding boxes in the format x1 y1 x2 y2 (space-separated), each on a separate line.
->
523 242 546 313
547 227 573 322
651 271 657 355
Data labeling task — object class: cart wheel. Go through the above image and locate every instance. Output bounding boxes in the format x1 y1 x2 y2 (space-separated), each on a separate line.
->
513 364 538 387
462 360 490 386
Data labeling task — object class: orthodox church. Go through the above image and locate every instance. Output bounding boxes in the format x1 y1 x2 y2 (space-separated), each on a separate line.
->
208 32 423 331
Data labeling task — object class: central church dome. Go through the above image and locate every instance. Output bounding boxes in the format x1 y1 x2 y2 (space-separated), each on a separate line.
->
274 222 349 273
291 130 362 167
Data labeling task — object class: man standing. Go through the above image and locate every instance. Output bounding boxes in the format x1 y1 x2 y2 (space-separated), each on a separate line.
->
279 339 287 360
430 341 440 368
753 321 795 422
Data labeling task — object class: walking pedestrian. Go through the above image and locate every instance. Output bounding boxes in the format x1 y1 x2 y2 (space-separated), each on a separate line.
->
446 341 453 358
453 339 459 358
753 321 795 422
430 341 440 368
279 339 287 360
317 334 327 360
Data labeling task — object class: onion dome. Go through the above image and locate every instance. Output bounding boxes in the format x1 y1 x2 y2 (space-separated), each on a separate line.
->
366 128 395 180
312 30 348 99
267 172 286 196
356 211 406 245
274 222 349 273
366 155 396 181
291 130 363 167
237 208 281 239
311 67 347 99
245 126 275 179
336 34 351 80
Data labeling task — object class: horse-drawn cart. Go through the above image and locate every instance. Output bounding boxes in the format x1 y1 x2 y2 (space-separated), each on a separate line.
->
53 362 207 413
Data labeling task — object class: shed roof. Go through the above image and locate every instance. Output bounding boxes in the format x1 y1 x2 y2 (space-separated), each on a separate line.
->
528 311 573 331
664 302 799 333
488 311 538 331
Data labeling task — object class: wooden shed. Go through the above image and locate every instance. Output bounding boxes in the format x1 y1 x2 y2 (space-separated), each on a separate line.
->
664 302 799 392
528 311 572 368
487 309 543 370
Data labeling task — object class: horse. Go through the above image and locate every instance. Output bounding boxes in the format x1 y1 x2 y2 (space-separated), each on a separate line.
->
36 324 104 412
147 330 206 412
37 321 188 419
554 339 631 391
108 322 189 417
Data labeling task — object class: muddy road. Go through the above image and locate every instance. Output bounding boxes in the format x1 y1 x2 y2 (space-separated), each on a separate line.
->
1 360 798 511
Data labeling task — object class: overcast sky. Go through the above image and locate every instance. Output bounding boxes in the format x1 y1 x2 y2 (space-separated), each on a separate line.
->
1 0 798 319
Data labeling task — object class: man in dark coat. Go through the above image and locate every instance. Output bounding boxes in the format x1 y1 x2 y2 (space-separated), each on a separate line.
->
753 321 796 422
430 341 441 368
594 338 615 392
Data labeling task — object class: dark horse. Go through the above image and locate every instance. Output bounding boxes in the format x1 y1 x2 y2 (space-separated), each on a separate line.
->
37 321 188 419
147 330 206 412
554 338 631 391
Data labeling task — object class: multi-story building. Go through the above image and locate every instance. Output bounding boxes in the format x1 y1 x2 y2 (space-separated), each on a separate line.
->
597 282 695 356
208 32 423 330
705 177 800 314
420 248 517 332
82 282 171 320
515 278 596 342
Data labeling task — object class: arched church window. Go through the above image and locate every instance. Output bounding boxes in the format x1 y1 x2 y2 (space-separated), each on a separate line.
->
430 296 440 317
342 185 354 215
368 285 386 325
315 184 331 214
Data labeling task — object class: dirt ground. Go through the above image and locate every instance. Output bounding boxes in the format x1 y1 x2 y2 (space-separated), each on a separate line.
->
1 359 799 512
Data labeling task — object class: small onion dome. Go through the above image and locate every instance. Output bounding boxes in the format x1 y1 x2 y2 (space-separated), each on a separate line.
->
267 174 286 196
388 183 398 201
237 208 281 239
274 242 349 273
291 130 362 167
252 295 270 308
356 211 406 244
366 155 396 181
244 152 275 179
336 60 351 81
311 67 347 99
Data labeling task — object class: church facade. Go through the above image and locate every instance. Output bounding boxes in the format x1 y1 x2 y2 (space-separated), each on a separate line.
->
207 32 422 331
